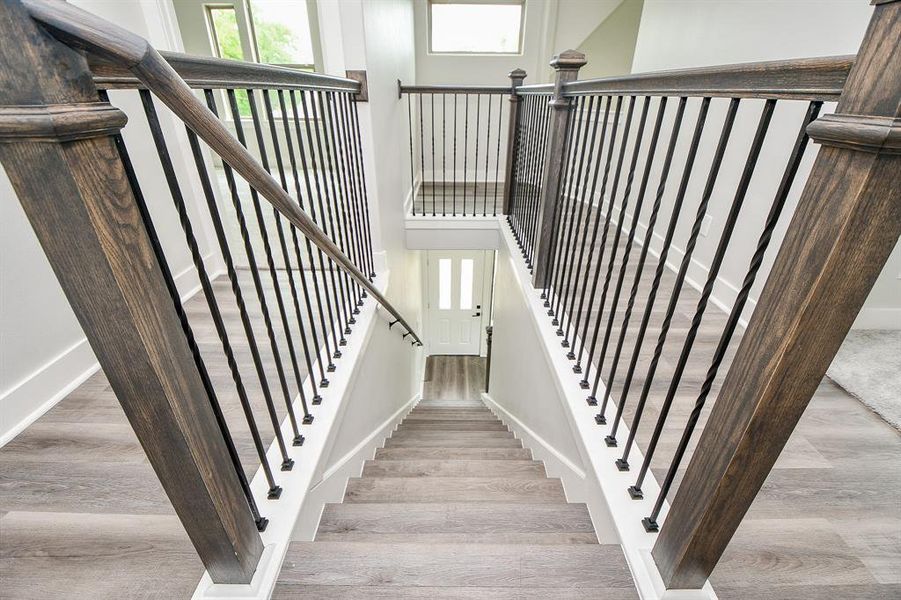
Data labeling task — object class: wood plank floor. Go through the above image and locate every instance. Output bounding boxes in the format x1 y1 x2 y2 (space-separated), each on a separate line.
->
273 364 639 598
0 269 335 599
547 203 901 599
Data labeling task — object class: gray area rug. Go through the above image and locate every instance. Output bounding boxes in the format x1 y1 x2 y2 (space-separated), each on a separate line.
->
828 330 901 430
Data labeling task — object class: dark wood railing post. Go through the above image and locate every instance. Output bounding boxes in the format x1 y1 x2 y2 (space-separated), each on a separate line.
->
502 68 526 215
652 1 901 589
531 50 586 288
484 325 494 392
0 1 263 583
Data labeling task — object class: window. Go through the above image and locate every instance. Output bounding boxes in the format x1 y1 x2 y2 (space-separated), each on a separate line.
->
439 259 452 310
205 1 317 70
429 0 524 54
459 259 473 310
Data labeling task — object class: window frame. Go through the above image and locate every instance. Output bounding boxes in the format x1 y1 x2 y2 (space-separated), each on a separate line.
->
427 0 526 56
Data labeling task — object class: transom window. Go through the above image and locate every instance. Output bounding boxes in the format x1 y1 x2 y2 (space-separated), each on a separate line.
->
429 0 524 55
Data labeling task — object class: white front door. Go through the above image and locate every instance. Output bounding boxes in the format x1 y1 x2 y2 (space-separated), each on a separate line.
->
426 250 489 355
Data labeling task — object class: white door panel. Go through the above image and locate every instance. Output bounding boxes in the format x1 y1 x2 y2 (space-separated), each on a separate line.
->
426 250 489 355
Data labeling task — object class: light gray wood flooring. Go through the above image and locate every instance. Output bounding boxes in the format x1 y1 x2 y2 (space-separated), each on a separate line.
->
273 379 639 598
547 204 901 599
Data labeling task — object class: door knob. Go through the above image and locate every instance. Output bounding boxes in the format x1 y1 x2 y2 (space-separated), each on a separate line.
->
472 312 481 317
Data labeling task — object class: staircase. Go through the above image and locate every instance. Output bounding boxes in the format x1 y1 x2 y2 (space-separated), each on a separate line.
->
273 387 638 598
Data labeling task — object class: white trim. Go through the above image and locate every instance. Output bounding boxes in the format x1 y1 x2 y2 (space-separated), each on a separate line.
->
193 268 416 600
496 223 717 600
0 256 223 447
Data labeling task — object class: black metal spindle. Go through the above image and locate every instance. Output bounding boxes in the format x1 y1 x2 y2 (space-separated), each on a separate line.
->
318 91 357 333
308 91 351 349
290 90 338 377
612 97 715 484
204 90 295 481
604 97 684 438
577 96 636 388
347 93 377 279
337 93 369 288
645 101 821 528
474 93 482 217
494 94 503 217
546 96 587 303
483 92 492 217
636 100 775 529
519 96 538 257
527 96 551 267
252 89 316 424
242 89 309 438
110 89 269 527
269 89 325 407
430 92 436 216
453 93 458 216
419 93 425 216
408 94 416 216
225 89 301 460
463 93 469 216
559 96 609 349
276 90 328 393
538 95 577 282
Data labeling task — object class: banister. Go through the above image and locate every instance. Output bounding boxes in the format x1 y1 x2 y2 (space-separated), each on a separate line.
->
24 0 422 346
563 55 854 101
89 51 361 92
399 83 513 95
514 83 554 95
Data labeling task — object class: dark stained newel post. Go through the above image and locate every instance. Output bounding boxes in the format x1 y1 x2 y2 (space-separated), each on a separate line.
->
0 0 263 583
652 1 901 589
502 68 526 215
531 50 586 289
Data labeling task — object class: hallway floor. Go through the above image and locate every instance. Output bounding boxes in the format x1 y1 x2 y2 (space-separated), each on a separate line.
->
274 355 639 598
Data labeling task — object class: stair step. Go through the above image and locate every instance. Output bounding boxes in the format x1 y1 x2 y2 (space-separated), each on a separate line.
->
316 502 597 544
275 542 636 593
362 459 546 479
397 420 508 431
390 430 514 440
384 436 522 448
374 447 532 461
343 477 566 503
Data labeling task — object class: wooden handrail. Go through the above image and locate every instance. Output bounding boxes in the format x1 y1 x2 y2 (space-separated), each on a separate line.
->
514 83 554 95
399 83 513 94
563 55 854 100
89 51 361 92
24 0 423 346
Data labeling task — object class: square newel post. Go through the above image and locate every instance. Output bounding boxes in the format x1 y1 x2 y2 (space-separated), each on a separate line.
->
501 68 526 215
0 1 263 583
651 0 901 590
531 50 586 289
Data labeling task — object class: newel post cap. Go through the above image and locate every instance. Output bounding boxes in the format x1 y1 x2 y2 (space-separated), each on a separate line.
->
508 68 527 79
550 50 587 71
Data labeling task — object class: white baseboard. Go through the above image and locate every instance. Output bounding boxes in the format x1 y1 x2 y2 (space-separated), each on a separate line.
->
0 340 99 447
0 256 224 447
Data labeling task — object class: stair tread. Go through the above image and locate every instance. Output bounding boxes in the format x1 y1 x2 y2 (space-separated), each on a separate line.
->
344 477 567 503
397 421 508 430
273 584 638 599
374 447 532 460
384 437 522 448
276 542 636 591
318 502 596 537
362 459 546 479
390 430 514 439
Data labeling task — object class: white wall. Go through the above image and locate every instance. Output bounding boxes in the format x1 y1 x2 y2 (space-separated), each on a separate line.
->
0 0 225 444
488 233 618 542
293 306 422 539
626 0 900 329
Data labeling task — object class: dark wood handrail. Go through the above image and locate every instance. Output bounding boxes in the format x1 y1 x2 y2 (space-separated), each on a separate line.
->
89 51 361 92
24 0 423 346
563 55 854 100
399 83 512 94
514 83 554 95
